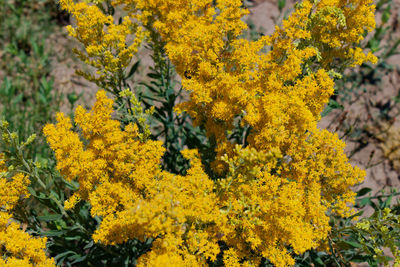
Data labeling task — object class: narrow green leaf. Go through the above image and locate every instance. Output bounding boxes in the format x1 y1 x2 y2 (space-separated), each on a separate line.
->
37 214 62 222
357 187 372 197
343 240 363 248
126 60 140 79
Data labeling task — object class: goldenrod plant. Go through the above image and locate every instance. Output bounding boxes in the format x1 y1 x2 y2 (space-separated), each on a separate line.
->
1 0 400 266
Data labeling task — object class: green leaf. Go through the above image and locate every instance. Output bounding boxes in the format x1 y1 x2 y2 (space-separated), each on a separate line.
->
11 93 23 104
83 241 94 250
368 38 380 53
54 251 76 261
382 7 391 24
314 257 325 266
147 72 161 79
321 99 343 117
70 254 86 264
42 230 65 237
382 194 393 208
126 60 140 79
37 214 62 222
358 197 372 207
343 240 363 248
28 187 49 199
351 254 373 262
67 92 80 106
357 187 372 197
278 0 286 11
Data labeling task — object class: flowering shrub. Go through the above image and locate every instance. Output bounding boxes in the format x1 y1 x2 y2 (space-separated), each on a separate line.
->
44 89 364 265
40 0 379 265
2 0 400 266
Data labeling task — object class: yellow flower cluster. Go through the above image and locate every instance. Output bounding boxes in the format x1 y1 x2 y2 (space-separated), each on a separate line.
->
60 0 145 84
0 157 55 267
216 130 364 265
44 91 364 266
309 0 377 66
44 91 225 265
57 0 376 265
